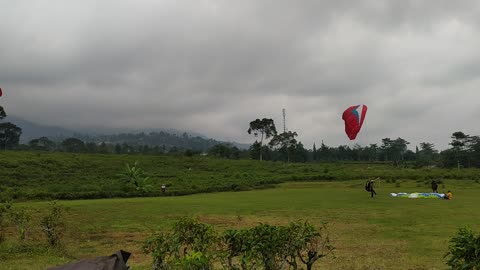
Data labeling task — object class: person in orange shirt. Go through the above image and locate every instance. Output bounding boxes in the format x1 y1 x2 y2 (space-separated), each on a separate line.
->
444 190 452 200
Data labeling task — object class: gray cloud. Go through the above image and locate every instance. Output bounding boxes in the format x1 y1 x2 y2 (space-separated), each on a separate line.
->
2 0 480 150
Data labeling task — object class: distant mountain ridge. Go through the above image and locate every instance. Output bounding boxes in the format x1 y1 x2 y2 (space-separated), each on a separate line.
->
2 115 75 143
1 115 250 150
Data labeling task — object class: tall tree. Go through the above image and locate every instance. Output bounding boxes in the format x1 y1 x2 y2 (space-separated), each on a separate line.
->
368 144 378 162
98 142 109 153
380 138 394 161
230 146 240 160
0 122 22 150
29 137 56 151
114 143 122 154
417 142 438 166
61 138 86 153
318 141 332 161
466 136 480 167
209 144 232 158
85 142 98 153
450 131 469 169
381 137 410 165
269 131 298 162
391 137 410 166
247 118 277 161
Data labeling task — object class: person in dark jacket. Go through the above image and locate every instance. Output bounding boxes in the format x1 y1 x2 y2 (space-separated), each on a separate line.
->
431 180 438 193
366 180 376 198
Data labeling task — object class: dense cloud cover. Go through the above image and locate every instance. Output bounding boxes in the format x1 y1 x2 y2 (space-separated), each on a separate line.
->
2 0 480 149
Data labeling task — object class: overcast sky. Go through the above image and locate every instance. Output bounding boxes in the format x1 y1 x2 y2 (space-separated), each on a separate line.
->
2 0 480 150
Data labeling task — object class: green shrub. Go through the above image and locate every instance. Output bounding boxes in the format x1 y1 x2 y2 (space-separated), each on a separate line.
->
445 227 480 270
220 228 260 270
283 221 335 270
144 218 334 270
0 201 12 243
40 201 66 247
118 161 152 192
142 232 173 270
143 217 217 270
9 207 32 241
175 251 212 270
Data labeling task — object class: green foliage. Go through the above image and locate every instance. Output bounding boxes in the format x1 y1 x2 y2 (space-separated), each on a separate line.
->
220 228 260 270
283 221 335 270
185 149 195 157
118 161 152 192
247 118 277 161
9 207 32 241
381 137 410 166
445 227 480 270
142 232 174 270
173 217 217 255
40 201 65 247
60 138 86 153
209 144 240 159
0 122 22 149
144 218 333 270
29 137 56 151
143 217 216 270
174 251 212 270
269 131 301 163
79 131 229 153
0 201 12 243
248 223 286 270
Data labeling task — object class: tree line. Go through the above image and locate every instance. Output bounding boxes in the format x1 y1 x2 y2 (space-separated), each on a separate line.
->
2 112 480 168
246 118 480 168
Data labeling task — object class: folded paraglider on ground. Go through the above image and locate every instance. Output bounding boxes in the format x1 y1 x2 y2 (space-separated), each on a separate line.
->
390 192 446 199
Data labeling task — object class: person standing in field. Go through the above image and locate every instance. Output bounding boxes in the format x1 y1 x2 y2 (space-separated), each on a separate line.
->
431 180 438 193
161 184 166 193
365 179 376 198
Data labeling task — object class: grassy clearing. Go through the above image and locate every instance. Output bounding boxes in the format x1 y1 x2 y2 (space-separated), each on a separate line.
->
1 180 479 269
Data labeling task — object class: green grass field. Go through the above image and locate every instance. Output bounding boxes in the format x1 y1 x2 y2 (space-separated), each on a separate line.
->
2 180 479 270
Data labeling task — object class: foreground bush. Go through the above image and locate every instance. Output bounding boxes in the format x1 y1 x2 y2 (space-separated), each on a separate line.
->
143 217 334 270
445 227 480 270
40 201 66 247
143 217 216 270
0 202 12 243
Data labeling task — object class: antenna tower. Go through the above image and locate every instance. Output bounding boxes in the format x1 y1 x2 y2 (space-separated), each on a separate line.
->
282 108 286 133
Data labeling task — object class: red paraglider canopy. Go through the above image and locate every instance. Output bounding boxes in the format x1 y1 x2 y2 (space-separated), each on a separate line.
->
342 104 367 140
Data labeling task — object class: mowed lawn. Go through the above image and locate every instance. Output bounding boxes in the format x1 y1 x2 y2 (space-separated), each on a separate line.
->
2 180 480 270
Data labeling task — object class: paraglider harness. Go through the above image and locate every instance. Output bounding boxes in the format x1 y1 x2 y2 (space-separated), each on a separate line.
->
365 178 379 198
365 178 380 191
365 180 372 192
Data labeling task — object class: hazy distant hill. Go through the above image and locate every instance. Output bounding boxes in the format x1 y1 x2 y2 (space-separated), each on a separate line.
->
83 132 247 152
2 115 75 143
1 115 250 150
